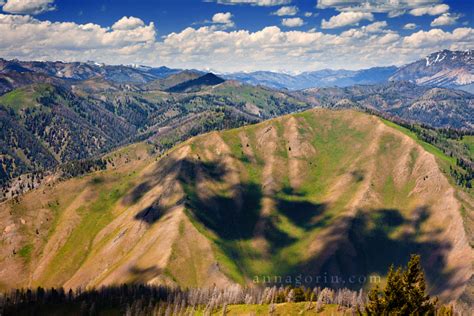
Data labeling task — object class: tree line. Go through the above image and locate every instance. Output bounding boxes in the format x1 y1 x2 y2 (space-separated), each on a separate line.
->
0 283 366 315
0 255 460 315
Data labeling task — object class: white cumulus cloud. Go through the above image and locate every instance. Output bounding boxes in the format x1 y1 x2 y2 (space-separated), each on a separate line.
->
281 17 303 27
364 21 387 33
321 11 374 29
2 0 55 15
0 14 156 57
317 0 448 18
212 12 233 24
273 6 298 16
430 13 459 27
403 27 472 48
112 16 145 30
159 25 473 71
403 23 418 30
340 21 391 39
0 12 472 73
387 10 405 18
211 12 235 29
215 0 291 6
409 4 449 16
378 32 400 44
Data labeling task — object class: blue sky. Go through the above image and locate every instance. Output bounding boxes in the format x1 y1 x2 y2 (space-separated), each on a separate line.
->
39 0 472 35
0 0 472 72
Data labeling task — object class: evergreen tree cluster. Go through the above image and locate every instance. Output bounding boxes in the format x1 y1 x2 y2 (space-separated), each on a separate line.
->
364 255 446 315
59 158 107 179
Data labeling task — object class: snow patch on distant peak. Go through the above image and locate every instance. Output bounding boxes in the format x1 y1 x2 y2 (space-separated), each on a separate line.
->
425 57 430 67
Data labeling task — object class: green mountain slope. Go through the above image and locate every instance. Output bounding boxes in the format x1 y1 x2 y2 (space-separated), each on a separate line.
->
0 109 472 304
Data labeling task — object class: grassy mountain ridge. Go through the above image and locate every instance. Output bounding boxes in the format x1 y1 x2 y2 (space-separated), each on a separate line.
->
0 109 471 305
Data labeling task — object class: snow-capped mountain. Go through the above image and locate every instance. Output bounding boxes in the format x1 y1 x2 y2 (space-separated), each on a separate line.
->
390 49 474 92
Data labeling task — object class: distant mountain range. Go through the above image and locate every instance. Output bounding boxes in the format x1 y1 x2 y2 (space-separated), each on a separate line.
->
223 49 473 92
0 58 181 93
0 58 182 82
1 49 472 93
222 66 398 90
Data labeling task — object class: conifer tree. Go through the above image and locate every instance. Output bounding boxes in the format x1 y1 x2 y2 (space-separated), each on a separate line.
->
363 254 437 315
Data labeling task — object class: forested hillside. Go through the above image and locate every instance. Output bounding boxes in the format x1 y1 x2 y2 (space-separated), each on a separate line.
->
296 81 474 129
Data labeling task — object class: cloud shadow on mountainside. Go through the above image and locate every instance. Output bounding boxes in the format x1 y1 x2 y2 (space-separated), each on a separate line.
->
131 157 230 225
123 182 153 205
277 196 328 231
294 206 465 299
134 201 168 224
177 157 331 243
128 265 162 284
177 157 262 240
